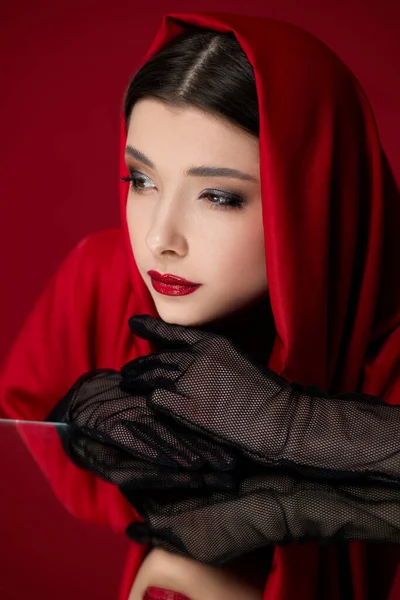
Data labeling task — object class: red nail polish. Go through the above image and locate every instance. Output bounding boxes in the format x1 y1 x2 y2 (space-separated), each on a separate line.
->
143 587 192 600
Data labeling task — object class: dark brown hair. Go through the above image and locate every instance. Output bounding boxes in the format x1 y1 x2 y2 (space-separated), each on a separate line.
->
124 28 259 137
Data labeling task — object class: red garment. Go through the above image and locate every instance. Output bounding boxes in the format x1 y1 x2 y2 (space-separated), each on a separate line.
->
1 11 400 600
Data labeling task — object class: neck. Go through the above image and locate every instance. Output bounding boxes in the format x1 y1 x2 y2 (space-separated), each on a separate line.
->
201 294 275 367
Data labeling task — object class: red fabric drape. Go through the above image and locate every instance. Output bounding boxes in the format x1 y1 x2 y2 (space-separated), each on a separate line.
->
1 12 399 599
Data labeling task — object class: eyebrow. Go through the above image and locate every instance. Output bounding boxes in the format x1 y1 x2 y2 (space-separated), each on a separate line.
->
125 145 258 183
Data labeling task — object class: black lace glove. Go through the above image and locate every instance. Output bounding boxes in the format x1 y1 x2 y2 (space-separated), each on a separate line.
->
124 469 400 565
46 369 237 491
123 315 400 485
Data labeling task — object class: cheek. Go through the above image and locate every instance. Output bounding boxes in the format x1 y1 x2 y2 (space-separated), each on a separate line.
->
204 217 266 281
126 198 148 253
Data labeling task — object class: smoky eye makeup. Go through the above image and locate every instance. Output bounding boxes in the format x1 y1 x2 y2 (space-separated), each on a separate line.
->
120 168 155 192
199 189 246 210
120 167 248 211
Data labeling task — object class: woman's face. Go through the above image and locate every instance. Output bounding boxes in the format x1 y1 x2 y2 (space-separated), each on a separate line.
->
125 98 267 326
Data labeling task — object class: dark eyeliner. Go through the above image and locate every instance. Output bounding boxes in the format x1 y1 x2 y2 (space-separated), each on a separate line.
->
200 189 245 210
121 171 246 210
120 168 153 191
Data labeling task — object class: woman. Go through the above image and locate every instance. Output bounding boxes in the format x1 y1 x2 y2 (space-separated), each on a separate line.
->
1 10 399 600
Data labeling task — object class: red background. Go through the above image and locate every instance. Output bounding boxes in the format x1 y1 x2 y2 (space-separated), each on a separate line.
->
1 0 399 598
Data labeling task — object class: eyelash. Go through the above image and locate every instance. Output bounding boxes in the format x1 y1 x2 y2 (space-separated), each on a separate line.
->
120 170 245 210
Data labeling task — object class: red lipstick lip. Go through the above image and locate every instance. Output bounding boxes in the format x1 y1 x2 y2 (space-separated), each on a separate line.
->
147 270 199 286
143 587 192 600
150 279 200 296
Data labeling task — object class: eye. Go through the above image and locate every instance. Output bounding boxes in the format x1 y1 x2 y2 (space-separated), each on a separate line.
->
120 169 155 193
200 189 245 210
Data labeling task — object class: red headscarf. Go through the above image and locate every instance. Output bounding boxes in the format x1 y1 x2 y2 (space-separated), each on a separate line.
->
1 11 399 600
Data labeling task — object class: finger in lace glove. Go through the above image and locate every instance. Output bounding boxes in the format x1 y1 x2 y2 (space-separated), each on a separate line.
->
124 469 400 565
46 369 237 491
59 427 237 490
126 315 400 485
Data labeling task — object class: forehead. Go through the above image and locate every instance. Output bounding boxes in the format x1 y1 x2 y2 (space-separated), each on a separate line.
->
127 98 259 167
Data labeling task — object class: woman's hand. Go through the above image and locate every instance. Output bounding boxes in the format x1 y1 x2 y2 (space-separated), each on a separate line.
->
50 368 236 491
128 548 265 600
126 315 400 485
126 470 400 565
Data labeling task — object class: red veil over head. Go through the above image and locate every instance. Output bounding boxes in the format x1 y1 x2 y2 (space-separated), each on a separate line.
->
1 11 400 600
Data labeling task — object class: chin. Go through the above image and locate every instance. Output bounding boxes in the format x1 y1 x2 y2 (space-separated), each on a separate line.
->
154 302 241 328
157 311 205 327
154 304 212 328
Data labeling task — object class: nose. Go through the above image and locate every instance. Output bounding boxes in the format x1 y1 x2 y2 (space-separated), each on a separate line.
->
145 197 188 258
